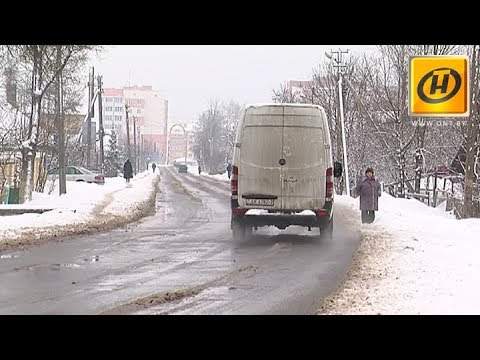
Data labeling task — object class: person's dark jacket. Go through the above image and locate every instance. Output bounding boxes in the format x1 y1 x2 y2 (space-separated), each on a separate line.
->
354 177 381 211
123 160 133 179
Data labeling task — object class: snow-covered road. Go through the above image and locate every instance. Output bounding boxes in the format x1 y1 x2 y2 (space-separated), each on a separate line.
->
3 165 480 314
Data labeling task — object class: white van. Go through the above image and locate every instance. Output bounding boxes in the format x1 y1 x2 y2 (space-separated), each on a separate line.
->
230 103 342 240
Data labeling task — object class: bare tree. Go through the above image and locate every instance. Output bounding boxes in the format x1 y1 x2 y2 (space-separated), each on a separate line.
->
0 104 23 198
222 100 243 162
272 45 480 217
192 99 225 173
274 56 364 193
192 99 243 174
461 45 480 218
1 45 100 202
408 46 462 194
272 82 302 103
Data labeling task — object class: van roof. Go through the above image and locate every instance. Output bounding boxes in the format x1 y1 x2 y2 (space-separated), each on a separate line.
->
245 103 325 111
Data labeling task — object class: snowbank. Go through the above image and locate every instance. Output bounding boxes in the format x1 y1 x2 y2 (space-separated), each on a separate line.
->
0 171 160 252
318 193 480 315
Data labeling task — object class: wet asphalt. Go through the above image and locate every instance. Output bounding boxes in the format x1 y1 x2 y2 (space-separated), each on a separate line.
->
0 166 361 315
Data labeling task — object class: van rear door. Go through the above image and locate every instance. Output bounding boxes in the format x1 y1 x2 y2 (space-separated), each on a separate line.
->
281 106 326 210
238 106 284 209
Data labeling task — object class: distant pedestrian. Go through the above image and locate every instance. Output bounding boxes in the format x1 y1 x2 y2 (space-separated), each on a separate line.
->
354 167 381 224
198 165 202 175
123 159 133 183
226 162 233 179
152 163 157 173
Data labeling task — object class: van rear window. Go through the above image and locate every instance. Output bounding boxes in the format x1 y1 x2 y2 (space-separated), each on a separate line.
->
241 126 283 167
283 127 325 167
241 125 325 168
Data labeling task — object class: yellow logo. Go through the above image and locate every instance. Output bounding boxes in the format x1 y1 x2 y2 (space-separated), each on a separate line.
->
409 55 469 117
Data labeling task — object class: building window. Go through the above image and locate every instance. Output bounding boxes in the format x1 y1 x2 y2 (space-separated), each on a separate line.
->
115 106 122 112
106 106 113 112
114 115 122 122
105 115 113 121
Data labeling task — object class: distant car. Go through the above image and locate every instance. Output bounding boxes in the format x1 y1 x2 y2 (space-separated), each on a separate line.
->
47 166 105 185
208 167 226 175
178 164 188 173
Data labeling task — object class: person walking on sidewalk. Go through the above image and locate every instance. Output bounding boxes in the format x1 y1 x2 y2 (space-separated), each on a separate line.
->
354 167 381 224
123 159 133 183
226 162 233 179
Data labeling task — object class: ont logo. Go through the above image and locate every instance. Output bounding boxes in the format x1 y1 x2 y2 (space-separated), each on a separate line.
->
409 56 469 117
417 68 461 103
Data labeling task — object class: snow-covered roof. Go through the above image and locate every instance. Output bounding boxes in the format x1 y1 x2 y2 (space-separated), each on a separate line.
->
245 103 325 111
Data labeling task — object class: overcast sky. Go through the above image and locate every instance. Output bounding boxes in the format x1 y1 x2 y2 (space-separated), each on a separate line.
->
88 45 377 125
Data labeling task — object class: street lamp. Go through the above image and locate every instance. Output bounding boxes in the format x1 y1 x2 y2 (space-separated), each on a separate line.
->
326 49 351 197
125 104 132 162
133 115 137 175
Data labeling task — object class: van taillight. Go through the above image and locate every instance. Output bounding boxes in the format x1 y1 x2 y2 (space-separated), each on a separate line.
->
232 208 247 214
231 165 238 195
326 167 333 201
315 209 328 217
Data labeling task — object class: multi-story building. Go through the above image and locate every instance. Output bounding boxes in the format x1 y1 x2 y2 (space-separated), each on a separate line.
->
102 85 168 165
287 80 313 101
102 88 125 133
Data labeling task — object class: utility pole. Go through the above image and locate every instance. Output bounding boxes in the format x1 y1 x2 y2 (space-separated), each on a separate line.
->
184 128 188 165
326 48 350 196
167 124 172 165
55 45 66 195
97 75 105 174
138 127 143 172
86 67 94 168
125 104 131 161
133 116 137 175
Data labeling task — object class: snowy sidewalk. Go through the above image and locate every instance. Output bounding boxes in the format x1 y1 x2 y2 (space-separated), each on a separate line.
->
318 194 480 315
0 171 160 252
187 165 230 183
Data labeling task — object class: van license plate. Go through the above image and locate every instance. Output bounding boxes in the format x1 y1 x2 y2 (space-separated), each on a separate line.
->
246 198 274 206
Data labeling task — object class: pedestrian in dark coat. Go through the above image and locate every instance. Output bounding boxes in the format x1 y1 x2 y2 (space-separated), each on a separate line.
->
226 162 233 179
123 159 133 183
354 167 381 223
152 163 157 173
